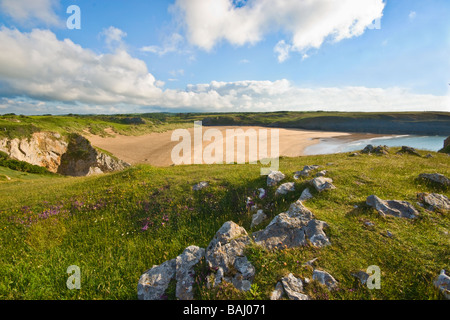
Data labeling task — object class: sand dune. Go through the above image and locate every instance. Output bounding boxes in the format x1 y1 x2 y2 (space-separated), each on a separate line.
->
85 126 371 167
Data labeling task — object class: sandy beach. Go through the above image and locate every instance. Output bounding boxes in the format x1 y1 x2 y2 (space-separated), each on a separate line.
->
86 126 383 167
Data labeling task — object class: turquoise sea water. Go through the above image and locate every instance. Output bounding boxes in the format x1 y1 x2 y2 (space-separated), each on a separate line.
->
304 135 447 155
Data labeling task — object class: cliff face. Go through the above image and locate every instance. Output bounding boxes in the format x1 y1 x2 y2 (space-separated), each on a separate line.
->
0 132 129 176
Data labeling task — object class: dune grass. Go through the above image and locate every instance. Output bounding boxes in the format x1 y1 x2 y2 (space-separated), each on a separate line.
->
0 148 448 300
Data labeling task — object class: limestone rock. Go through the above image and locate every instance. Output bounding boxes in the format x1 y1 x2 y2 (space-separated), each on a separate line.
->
281 273 310 300
270 282 285 300
267 171 285 187
137 259 176 300
434 270 450 300
417 193 450 211
193 181 209 191
419 173 450 186
175 246 205 300
299 188 313 201
316 170 327 177
250 210 267 228
396 146 421 157
361 144 389 155
275 182 295 196
366 195 419 219
253 201 330 250
312 269 338 290
295 165 320 177
205 221 254 291
311 177 336 192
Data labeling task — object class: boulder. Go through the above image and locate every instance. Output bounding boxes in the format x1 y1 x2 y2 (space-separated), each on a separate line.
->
312 269 338 290
250 209 267 228
192 181 209 191
311 177 336 192
281 273 310 300
417 193 450 211
352 270 370 285
175 246 205 300
295 165 320 177
275 182 295 196
366 195 419 219
396 146 421 157
267 171 285 187
270 282 285 300
258 188 266 199
419 173 450 186
137 259 176 300
361 144 389 155
299 188 313 201
253 201 330 250
316 170 327 177
434 270 450 300
205 221 254 291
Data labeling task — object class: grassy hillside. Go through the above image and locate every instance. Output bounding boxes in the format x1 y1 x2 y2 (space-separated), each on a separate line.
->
1 111 449 139
0 147 448 300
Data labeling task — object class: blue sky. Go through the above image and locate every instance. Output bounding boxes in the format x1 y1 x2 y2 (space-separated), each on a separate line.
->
0 0 448 114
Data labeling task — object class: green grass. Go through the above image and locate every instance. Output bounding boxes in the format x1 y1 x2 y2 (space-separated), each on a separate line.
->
0 148 448 300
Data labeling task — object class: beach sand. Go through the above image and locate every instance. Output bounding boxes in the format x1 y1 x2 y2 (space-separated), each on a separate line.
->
85 126 382 167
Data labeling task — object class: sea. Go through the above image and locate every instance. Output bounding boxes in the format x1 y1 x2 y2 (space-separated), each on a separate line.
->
303 135 448 156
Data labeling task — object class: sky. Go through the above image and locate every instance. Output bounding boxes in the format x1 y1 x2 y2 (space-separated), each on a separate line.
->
0 0 449 115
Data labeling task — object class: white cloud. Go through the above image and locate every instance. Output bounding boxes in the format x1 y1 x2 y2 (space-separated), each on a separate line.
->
0 0 62 27
0 27 448 115
140 33 185 56
101 26 128 51
274 40 291 63
409 11 417 20
173 0 385 60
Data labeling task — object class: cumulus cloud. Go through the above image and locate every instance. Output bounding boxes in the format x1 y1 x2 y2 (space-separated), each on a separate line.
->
0 0 62 27
101 26 128 51
173 0 385 61
0 27 447 115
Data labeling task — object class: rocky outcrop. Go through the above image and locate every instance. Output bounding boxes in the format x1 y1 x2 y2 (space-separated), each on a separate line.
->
205 221 255 291
366 195 419 219
361 144 389 155
250 210 267 228
253 200 330 250
311 177 336 192
299 188 313 201
193 181 209 191
267 171 285 187
57 134 129 176
275 182 295 196
295 165 320 178
419 173 450 186
396 146 421 157
434 270 450 299
0 132 67 173
137 258 176 300
176 246 205 300
417 193 450 212
281 274 310 300
312 270 339 290
0 132 129 176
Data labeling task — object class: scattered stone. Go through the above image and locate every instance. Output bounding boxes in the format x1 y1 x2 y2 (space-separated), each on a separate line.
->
396 146 422 157
349 152 360 157
295 165 320 177
176 246 205 300
312 270 338 290
419 173 450 186
315 170 327 177
363 220 375 227
250 209 267 228
137 259 176 300
352 270 370 285
288 200 314 220
275 182 295 196
270 282 285 300
386 230 394 238
299 188 313 201
417 193 450 212
425 153 433 158
258 188 266 199
192 181 209 191
366 195 419 219
303 258 318 267
361 144 389 155
205 221 254 291
267 171 285 187
434 270 450 300
281 273 310 300
311 177 336 192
